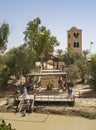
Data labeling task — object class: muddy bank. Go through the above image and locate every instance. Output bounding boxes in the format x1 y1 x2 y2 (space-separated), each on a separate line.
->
34 97 96 119
0 103 96 119
34 106 96 119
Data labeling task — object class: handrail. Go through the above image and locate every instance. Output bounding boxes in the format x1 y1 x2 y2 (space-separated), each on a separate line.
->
35 95 75 102
18 98 24 112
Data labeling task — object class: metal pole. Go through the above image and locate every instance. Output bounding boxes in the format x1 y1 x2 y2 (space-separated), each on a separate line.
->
90 42 93 54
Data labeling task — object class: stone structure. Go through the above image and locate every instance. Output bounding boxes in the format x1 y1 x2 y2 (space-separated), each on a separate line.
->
67 26 82 53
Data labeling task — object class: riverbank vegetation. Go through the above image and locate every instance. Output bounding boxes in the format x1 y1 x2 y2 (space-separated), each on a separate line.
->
0 120 15 130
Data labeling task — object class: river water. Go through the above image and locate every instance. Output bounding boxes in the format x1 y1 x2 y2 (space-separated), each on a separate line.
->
0 113 96 130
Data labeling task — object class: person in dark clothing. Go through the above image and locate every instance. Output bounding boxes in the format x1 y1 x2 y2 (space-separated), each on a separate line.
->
68 85 73 97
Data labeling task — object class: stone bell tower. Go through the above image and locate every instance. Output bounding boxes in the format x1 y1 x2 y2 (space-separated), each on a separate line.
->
67 26 82 53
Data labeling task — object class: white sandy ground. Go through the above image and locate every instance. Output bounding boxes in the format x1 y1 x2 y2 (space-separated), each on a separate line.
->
0 112 96 130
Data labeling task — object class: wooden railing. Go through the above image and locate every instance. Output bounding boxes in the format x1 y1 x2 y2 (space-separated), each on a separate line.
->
35 94 75 102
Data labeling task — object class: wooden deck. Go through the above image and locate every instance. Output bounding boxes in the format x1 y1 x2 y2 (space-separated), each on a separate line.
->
19 94 75 106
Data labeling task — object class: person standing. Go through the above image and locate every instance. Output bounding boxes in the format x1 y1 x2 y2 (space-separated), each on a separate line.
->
38 80 42 93
68 85 73 97
23 86 28 97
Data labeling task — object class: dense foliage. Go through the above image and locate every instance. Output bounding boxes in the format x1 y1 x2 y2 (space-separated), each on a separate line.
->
0 23 9 52
88 55 96 89
0 18 60 86
62 51 90 86
24 17 59 59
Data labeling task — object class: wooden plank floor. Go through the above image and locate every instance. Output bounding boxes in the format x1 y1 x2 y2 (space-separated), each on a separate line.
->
19 94 75 102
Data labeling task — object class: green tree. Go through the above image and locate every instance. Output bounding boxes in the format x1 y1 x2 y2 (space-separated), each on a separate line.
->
56 49 64 61
0 44 37 86
63 51 89 85
66 64 78 87
89 55 96 89
0 54 10 86
75 57 89 83
0 22 9 86
63 51 73 67
6 45 36 78
24 17 59 58
0 23 9 52
63 51 82 67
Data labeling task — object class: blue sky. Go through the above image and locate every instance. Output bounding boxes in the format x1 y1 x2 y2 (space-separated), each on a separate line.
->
0 0 96 54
